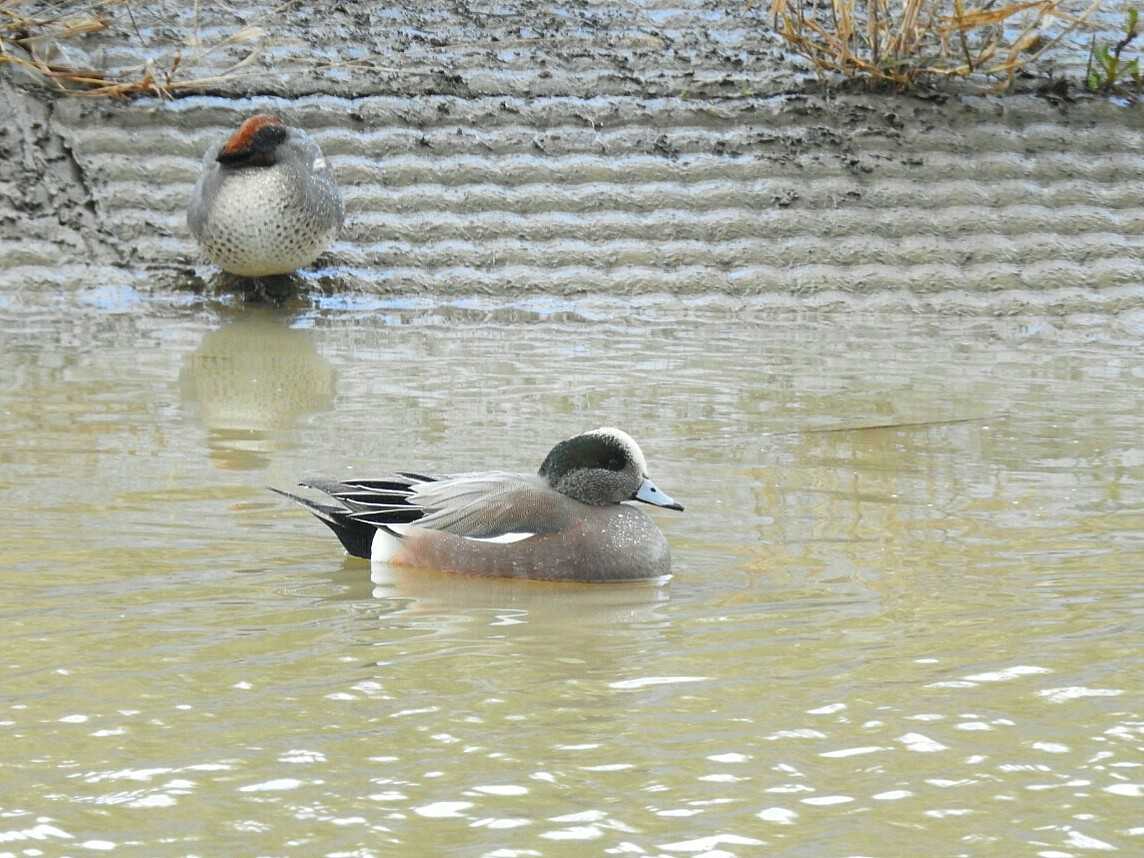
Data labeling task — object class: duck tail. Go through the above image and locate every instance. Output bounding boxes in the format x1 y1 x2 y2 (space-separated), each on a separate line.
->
269 486 377 560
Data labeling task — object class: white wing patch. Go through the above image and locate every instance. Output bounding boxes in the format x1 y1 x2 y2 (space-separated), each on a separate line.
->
463 532 537 544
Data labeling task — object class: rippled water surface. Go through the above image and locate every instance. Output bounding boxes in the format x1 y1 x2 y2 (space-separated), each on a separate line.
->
2 290 1142 856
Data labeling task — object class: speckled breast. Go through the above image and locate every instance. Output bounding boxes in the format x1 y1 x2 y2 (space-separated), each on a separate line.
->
198 166 339 277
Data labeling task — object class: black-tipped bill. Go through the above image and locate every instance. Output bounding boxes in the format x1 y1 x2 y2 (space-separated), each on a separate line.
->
634 477 684 511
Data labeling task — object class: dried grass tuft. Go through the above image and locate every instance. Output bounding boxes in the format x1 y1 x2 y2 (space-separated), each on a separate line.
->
769 0 1101 90
0 0 263 98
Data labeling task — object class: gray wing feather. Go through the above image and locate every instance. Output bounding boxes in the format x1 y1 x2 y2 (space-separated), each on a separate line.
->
411 473 568 538
186 140 224 239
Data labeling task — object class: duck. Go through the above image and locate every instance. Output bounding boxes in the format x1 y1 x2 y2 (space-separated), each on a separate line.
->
187 114 343 277
273 427 684 582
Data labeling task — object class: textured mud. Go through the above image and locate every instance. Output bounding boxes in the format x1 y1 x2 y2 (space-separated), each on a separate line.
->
2 1 1142 311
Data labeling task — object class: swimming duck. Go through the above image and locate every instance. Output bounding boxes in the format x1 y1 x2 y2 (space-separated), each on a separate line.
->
187 114 343 277
273 428 684 582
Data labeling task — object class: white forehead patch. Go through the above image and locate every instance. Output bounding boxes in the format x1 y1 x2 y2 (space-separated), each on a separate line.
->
588 426 647 473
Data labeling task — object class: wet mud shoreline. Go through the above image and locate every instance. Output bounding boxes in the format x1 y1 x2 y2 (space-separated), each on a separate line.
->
2 2 1141 311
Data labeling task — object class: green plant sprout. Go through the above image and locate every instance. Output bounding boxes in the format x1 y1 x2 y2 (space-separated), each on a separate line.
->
1086 8 1140 94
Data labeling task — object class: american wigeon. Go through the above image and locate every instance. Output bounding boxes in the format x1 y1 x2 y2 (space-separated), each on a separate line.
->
273 427 684 582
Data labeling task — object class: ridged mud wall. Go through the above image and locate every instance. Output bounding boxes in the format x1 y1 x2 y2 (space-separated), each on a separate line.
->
1 1 1141 310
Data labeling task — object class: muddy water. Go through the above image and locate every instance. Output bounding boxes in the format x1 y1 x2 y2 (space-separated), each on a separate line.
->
2 292 1142 856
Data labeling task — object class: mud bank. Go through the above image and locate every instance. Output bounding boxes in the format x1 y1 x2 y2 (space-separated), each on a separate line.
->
2 2 1141 311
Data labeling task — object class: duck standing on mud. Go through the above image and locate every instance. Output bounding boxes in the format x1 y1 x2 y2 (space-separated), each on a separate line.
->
187 114 343 277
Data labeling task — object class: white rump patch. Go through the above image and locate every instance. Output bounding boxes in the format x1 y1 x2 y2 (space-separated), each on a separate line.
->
371 526 406 562
464 532 536 544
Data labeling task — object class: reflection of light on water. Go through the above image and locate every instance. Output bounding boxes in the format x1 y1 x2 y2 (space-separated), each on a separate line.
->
237 778 304 792
659 834 765 851
758 806 798 823
897 732 949 753
1038 686 1124 703
467 784 529 796
412 801 472 818
180 312 335 470
608 675 706 690
801 794 854 805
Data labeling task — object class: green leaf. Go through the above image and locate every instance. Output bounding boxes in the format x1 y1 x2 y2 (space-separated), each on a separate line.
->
1086 69 1101 91
1128 8 1139 35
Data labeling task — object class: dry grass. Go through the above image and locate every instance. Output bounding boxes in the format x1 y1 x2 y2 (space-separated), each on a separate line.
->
769 0 1102 90
0 0 1108 97
0 0 264 98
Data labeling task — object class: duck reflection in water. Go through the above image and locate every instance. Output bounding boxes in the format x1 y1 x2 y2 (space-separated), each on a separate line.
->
180 309 335 470
367 555 674 609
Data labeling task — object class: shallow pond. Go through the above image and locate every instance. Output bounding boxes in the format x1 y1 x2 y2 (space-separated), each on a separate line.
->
2 291 1142 856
